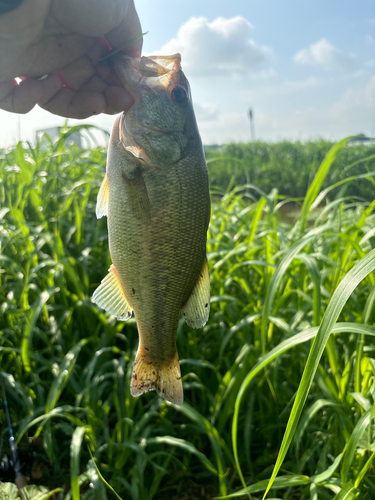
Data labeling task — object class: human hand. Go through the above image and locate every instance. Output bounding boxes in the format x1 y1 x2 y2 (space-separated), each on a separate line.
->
0 0 142 118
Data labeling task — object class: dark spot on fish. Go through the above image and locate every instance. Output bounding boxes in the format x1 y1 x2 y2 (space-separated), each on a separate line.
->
200 274 203 278
205 303 208 307
134 374 137 380
152 325 155 328
177 376 181 380
153 371 155 375
145 347 149 351
149 361 153 365
132 288 136 294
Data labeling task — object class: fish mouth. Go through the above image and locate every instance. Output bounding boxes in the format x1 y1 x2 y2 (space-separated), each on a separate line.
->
114 53 182 99
113 54 188 164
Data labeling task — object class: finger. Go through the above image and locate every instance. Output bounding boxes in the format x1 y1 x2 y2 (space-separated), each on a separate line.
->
86 37 111 65
57 55 96 92
81 75 108 93
39 88 106 118
0 80 17 101
0 78 43 113
105 0 143 57
38 74 64 104
54 0 129 37
103 86 134 114
101 70 123 87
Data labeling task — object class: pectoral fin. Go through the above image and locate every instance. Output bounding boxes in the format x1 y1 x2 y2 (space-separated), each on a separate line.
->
182 256 210 329
122 169 151 222
92 265 132 321
96 173 109 219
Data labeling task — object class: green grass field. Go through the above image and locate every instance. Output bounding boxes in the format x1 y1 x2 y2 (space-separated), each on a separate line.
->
1 127 375 500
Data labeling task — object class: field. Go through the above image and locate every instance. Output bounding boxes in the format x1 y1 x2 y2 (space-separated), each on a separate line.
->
1 127 375 500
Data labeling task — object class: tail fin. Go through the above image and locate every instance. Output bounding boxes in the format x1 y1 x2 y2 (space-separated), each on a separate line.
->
130 347 183 405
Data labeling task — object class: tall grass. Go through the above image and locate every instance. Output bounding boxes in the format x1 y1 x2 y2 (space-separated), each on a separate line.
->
1 128 375 499
206 139 375 202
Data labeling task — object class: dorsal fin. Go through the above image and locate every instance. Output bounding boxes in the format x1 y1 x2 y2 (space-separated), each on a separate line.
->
92 265 132 321
96 173 109 219
182 256 210 329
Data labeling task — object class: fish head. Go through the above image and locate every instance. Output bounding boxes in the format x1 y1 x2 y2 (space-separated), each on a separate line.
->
115 54 195 167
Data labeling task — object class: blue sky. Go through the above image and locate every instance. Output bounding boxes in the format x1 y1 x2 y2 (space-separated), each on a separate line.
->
0 0 374 145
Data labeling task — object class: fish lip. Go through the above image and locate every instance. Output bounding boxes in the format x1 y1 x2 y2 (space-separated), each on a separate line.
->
114 53 182 100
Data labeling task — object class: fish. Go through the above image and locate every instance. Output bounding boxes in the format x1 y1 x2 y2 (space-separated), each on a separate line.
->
92 53 210 406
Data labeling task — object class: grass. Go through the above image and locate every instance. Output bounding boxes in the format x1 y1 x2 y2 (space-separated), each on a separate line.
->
1 126 375 499
205 139 375 202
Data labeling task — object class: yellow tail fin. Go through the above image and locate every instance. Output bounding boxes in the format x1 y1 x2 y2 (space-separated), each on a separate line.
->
130 347 183 405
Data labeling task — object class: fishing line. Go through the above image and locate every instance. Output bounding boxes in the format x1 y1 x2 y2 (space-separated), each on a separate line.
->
0 371 27 489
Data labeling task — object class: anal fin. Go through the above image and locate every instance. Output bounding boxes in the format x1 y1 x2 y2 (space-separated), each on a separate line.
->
92 265 132 321
131 347 183 405
182 256 210 329
96 173 109 219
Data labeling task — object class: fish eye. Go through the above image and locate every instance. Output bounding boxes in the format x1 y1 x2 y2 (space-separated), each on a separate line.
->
171 86 188 105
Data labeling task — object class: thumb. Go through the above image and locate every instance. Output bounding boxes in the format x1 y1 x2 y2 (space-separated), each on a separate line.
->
105 0 143 57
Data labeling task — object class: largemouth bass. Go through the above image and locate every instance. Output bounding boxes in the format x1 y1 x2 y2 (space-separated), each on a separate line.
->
92 53 210 406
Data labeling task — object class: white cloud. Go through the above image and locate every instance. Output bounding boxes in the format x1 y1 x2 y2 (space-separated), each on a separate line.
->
158 16 270 76
294 38 355 68
365 59 375 68
330 75 375 120
194 102 220 122
256 76 321 98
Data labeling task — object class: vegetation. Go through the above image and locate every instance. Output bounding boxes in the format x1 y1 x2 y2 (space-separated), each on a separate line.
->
206 139 375 201
1 127 375 500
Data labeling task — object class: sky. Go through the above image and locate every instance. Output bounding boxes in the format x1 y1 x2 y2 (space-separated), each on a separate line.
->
0 0 374 146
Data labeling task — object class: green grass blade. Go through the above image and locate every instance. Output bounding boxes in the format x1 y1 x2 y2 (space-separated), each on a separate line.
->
354 451 375 488
311 453 343 483
16 405 86 443
71 426 87 500
341 409 371 483
232 322 375 498
21 287 59 372
332 482 358 500
145 436 217 475
215 475 310 498
44 337 95 414
262 248 375 499
86 458 108 500
88 449 122 500
299 136 353 231
248 196 267 246
97 32 148 62
261 226 331 354
40 489 63 500
294 400 341 456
